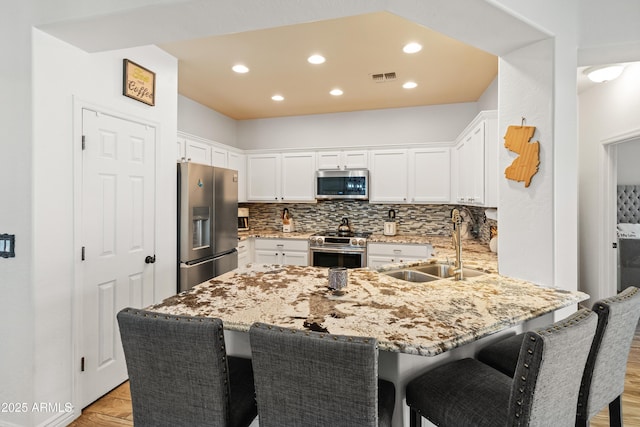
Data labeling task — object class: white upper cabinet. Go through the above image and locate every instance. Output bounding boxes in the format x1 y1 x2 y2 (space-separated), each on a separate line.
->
369 149 408 203
452 111 497 207
317 150 368 170
247 152 316 202
228 151 247 202
281 152 316 202
184 138 212 165
177 137 186 161
408 147 451 203
211 146 229 168
247 153 281 202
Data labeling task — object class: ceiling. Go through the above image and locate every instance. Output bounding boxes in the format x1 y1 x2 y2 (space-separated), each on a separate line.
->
159 12 498 120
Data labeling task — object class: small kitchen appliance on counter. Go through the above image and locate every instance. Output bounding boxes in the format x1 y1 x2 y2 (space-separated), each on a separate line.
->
238 207 249 231
282 208 294 232
384 209 397 236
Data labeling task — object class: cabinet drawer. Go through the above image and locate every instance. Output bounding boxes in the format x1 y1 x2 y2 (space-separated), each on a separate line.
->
367 243 432 258
254 238 309 251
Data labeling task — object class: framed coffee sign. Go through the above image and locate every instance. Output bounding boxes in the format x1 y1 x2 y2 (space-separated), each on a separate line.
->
123 59 155 106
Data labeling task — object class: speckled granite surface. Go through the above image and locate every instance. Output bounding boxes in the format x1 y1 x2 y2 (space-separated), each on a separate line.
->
149 263 586 356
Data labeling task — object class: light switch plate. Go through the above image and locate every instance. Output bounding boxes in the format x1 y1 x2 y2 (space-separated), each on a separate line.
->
0 234 15 258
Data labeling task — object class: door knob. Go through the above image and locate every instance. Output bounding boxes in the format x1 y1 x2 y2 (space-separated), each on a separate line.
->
145 255 156 264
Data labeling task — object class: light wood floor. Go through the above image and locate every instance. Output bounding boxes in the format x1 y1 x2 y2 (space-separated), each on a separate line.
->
68 322 640 427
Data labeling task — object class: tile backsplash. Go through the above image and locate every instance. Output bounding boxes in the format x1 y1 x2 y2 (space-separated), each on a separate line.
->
240 201 497 243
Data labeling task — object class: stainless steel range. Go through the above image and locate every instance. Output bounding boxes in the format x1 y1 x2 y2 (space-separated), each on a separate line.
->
309 231 371 268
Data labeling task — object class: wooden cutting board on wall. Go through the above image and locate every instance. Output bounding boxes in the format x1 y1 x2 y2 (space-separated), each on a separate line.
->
504 125 540 188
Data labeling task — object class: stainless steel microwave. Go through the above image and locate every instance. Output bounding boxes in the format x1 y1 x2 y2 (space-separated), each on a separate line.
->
315 169 369 200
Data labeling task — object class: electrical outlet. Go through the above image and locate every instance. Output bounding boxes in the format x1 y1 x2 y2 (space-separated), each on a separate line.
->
0 234 15 258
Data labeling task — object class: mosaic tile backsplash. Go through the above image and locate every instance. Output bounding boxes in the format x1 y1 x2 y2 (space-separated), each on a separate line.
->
240 201 497 243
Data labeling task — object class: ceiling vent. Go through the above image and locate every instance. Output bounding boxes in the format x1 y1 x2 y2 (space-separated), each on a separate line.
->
371 72 397 83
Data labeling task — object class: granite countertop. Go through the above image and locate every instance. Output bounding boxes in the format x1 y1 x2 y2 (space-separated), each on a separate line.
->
148 263 587 356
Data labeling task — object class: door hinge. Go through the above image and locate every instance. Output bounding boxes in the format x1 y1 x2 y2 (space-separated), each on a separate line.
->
81 246 85 261
81 357 85 372
612 242 618 249
82 135 86 150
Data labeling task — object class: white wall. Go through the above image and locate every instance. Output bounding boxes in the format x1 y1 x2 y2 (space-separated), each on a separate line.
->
579 62 640 303
578 0 640 65
237 103 479 150
498 39 555 285
30 29 178 426
478 77 498 111
618 140 640 185
0 3 35 426
178 95 238 147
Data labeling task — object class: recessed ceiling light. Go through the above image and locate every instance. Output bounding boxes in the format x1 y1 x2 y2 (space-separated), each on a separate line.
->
330 89 343 96
271 95 284 101
403 42 422 54
307 54 326 65
403 81 418 89
585 65 625 83
232 64 249 73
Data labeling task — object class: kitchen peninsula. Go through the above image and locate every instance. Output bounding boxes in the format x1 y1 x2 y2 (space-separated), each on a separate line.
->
149 261 587 426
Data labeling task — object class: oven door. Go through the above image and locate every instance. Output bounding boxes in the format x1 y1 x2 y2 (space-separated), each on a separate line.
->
310 247 366 269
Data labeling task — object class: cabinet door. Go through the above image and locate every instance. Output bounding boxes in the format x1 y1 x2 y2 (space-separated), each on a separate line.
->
211 147 228 168
228 152 247 202
454 141 468 203
185 139 212 165
368 255 395 269
281 152 316 202
317 151 342 170
247 154 280 202
254 250 280 264
369 149 408 202
468 122 485 205
282 251 308 266
177 137 186 162
409 148 451 203
343 150 368 169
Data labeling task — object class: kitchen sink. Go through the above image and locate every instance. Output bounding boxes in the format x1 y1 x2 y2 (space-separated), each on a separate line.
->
384 270 440 283
384 264 487 283
410 264 486 278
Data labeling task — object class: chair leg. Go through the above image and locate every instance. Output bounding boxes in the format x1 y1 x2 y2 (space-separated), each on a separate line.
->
409 408 422 427
609 395 622 427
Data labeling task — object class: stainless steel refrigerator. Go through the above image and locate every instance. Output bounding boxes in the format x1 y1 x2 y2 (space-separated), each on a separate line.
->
178 162 238 292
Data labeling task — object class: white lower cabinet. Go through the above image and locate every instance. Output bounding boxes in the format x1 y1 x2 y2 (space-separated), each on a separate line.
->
254 238 309 266
367 243 434 269
237 238 253 267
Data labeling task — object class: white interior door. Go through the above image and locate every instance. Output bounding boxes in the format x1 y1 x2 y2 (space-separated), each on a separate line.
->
80 109 156 407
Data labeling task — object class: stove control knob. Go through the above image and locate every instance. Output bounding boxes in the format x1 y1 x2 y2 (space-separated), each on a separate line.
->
350 238 357 246
358 239 366 246
316 237 323 245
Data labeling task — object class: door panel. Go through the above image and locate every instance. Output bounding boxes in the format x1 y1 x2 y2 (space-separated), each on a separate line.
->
81 109 156 407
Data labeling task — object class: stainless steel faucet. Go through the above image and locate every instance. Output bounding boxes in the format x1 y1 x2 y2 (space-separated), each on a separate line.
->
450 208 464 280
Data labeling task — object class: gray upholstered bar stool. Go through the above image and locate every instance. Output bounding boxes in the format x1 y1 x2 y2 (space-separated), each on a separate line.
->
477 286 640 427
117 308 257 427
249 322 396 427
405 309 597 427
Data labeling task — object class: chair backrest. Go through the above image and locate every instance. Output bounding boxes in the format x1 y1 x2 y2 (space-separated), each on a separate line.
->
507 309 598 426
578 286 640 421
249 322 379 427
117 308 233 427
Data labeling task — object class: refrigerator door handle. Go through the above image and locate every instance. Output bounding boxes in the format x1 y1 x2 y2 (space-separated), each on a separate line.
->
182 257 214 267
